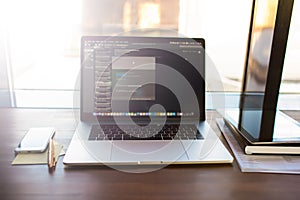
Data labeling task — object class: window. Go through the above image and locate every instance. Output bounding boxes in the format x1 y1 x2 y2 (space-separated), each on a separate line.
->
1 0 81 108
1 0 299 108
281 0 300 93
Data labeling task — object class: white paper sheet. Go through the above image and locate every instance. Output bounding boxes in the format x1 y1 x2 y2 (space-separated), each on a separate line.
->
216 118 300 174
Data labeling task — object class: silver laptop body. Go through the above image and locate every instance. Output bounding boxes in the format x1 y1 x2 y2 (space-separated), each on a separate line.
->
63 36 233 166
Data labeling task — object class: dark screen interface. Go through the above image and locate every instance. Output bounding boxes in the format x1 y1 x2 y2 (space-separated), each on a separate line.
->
82 37 204 118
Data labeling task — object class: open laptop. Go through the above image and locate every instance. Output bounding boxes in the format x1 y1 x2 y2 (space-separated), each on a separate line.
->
63 36 233 166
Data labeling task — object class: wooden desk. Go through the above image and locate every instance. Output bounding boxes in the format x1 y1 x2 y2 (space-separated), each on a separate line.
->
1 108 300 200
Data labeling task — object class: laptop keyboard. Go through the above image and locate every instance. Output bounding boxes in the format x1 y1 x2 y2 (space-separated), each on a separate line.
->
89 124 203 141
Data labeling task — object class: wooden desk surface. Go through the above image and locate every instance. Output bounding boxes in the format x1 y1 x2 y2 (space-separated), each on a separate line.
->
1 108 300 200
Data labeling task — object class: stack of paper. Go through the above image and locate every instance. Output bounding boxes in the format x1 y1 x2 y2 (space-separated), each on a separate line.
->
216 118 300 174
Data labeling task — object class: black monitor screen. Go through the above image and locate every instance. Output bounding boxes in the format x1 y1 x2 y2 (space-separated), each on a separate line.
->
240 0 279 139
226 0 299 144
80 36 205 122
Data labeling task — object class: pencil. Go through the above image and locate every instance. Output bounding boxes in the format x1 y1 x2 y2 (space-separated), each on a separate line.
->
48 138 55 168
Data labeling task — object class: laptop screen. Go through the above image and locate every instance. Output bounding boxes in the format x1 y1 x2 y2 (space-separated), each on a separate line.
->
80 36 205 122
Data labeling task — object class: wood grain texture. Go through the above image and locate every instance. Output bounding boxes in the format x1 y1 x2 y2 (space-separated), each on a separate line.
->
1 108 300 200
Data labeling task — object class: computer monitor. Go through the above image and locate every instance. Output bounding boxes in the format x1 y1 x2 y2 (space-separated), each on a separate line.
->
225 0 300 144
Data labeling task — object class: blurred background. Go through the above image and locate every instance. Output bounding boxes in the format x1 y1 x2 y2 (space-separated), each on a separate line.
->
0 0 299 108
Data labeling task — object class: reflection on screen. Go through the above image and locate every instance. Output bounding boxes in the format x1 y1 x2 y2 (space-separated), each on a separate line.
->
244 0 278 93
240 0 279 141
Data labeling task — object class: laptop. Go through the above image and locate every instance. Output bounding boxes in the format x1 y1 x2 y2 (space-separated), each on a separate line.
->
63 36 233 166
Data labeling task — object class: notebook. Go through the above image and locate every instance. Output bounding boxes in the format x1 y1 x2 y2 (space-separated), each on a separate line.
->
63 36 233 166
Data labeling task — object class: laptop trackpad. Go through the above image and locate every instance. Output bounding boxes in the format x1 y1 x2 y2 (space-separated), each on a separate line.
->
110 141 188 164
